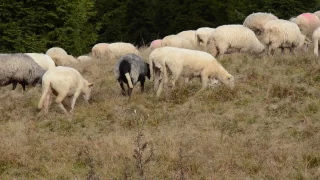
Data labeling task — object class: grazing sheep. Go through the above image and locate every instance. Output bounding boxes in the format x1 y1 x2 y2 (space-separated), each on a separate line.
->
261 19 307 56
38 66 93 115
50 54 79 66
25 53 56 70
114 54 150 97
162 35 194 50
207 25 265 58
294 13 320 39
243 12 278 42
46 47 68 57
177 30 197 48
314 11 320 19
0 53 46 91
149 47 234 97
106 42 140 60
92 43 109 59
77 55 93 63
312 27 320 57
149 39 162 50
195 27 215 51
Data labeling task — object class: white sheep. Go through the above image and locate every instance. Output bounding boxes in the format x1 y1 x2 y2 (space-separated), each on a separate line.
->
195 27 215 51
314 11 320 19
294 13 320 39
46 47 68 57
177 30 197 49
149 47 234 97
77 55 93 63
105 42 140 60
312 27 320 57
206 25 265 58
161 35 194 50
261 19 306 55
91 43 109 59
50 54 79 66
25 53 56 70
243 12 278 41
38 66 93 115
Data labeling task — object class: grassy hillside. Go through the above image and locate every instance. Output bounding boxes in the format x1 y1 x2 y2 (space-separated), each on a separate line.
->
0 48 319 179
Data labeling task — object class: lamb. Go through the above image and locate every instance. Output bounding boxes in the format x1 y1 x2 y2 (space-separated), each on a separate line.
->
91 43 109 59
177 30 197 49
77 55 93 63
149 39 162 50
25 53 56 70
195 27 215 51
149 47 234 97
37 66 93 115
243 12 278 42
161 35 194 50
46 47 68 57
206 25 265 58
105 42 140 60
0 53 46 91
293 13 320 39
312 27 320 57
114 54 150 97
261 19 307 55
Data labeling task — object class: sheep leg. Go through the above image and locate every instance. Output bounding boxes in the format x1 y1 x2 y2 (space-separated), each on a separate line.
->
156 78 164 97
119 81 126 96
153 69 161 92
55 92 68 114
281 48 285 55
69 92 80 113
12 82 18 90
140 77 145 93
201 75 209 90
127 84 133 97
43 90 52 115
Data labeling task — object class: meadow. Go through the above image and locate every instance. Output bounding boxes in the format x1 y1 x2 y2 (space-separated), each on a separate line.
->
0 47 319 179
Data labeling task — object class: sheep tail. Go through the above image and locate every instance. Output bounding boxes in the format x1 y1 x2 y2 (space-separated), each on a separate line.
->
38 80 51 109
125 73 133 88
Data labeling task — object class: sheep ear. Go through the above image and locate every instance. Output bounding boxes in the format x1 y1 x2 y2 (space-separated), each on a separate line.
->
88 83 93 87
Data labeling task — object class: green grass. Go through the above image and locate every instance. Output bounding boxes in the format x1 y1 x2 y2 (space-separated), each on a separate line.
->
0 48 319 179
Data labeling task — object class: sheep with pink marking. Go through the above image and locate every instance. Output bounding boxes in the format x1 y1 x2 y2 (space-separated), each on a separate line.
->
293 13 320 39
149 39 162 50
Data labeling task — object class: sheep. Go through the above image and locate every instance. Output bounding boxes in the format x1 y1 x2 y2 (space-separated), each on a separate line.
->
38 66 93 115
294 13 320 39
105 42 140 60
195 27 215 51
46 47 68 57
149 47 234 97
243 12 278 42
0 53 46 91
161 35 194 50
114 54 150 97
91 43 109 59
77 55 93 63
261 19 307 56
50 54 79 66
312 27 320 57
314 11 320 19
149 39 162 50
177 30 197 49
25 53 56 70
206 25 265 58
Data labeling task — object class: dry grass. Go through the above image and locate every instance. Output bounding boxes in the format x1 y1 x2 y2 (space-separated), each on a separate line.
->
0 47 320 179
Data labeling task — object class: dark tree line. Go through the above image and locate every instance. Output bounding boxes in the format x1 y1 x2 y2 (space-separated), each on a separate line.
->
0 0 319 56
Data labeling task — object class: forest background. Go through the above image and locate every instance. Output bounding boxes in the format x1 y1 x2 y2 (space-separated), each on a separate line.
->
0 0 319 56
